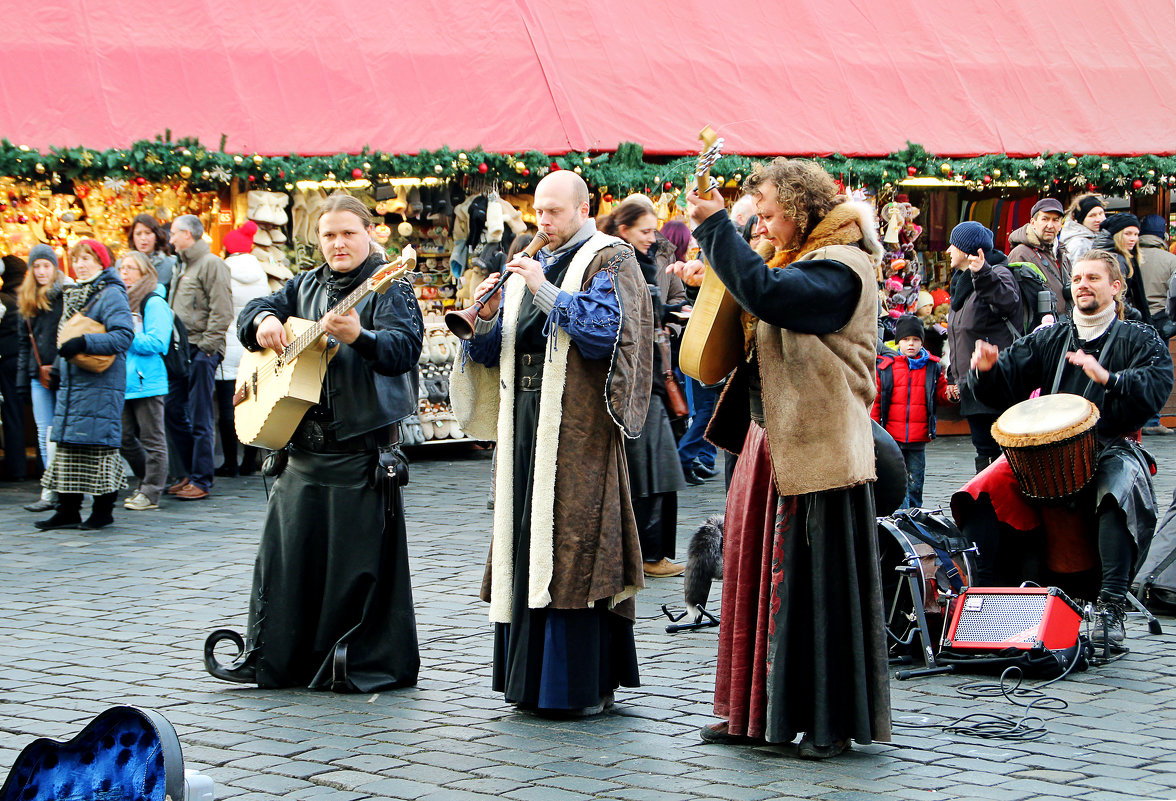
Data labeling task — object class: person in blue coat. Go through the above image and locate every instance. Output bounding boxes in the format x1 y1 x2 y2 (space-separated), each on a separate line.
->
35 239 134 531
118 251 172 511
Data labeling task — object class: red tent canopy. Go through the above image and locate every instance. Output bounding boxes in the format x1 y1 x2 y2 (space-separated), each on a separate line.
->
4 0 1176 157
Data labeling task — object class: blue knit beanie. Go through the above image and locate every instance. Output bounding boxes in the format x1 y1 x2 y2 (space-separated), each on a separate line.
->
27 243 59 268
1139 214 1167 239
949 221 994 256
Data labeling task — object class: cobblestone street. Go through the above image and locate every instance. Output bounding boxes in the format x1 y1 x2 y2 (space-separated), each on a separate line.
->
3 436 1176 800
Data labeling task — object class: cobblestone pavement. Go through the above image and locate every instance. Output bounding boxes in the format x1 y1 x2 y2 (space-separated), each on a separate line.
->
3 435 1176 800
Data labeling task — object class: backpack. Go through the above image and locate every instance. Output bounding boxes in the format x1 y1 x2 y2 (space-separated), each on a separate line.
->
1002 261 1056 338
1135 487 1176 612
163 314 190 380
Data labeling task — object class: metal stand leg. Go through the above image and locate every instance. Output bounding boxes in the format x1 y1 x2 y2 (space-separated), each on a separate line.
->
662 604 720 633
1125 591 1163 635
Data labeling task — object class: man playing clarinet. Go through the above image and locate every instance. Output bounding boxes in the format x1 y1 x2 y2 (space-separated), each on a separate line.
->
451 170 653 717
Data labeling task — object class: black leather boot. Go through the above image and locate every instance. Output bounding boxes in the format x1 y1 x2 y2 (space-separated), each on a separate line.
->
35 493 83 530
81 492 117 530
204 629 258 683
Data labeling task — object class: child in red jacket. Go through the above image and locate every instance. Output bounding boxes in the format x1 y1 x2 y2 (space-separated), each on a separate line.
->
872 314 955 508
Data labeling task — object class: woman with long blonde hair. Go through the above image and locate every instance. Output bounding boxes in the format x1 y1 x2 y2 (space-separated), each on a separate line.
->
16 245 68 511
1093 213 1146 320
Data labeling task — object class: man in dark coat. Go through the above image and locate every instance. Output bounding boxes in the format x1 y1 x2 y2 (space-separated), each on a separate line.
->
945 222 1021 472
1007 197 1071 316
204 193 423 691
952 249 1173 650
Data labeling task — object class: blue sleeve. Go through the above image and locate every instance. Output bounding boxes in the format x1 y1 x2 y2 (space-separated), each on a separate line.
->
467 315 503 368
131 295 173 356
83 287 135 355
546 268 621 360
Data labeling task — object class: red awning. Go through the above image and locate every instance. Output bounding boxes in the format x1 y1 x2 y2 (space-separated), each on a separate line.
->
4 0 1176 158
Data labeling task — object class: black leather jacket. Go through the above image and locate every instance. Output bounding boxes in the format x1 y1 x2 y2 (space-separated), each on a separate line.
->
239 252 422 444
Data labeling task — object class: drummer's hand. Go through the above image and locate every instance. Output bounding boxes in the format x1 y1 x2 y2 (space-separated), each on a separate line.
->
970 341 999 372
473 272 502 319
1066 349 1111 385
668 259 706 287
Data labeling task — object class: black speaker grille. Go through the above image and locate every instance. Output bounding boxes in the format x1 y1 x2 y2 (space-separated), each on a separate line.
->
954 594 1047 641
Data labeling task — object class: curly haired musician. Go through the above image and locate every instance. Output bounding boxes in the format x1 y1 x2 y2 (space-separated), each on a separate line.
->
204 192 424 691
680 159 890 759
953 249 1173 650
450 170 653 717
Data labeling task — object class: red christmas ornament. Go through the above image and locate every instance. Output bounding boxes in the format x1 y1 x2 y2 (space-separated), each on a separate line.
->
135 176 147 185
278 170 285 179
907 166 918 176
603 193 614 203
352 167 363 179
550 161 560 171
1087 183 1097 191
982 175 992 185
478 163 489 174
1133 179 1144 189
522 168 530 176
664 181 673 191
248 175 256 182
75 186 89 198
17 214 27 224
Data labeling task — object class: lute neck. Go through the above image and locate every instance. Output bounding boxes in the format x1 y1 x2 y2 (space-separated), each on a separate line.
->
285 273 375 361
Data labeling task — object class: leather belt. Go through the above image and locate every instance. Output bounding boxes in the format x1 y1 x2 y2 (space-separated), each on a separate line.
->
291 418 396 453
517 352 544 391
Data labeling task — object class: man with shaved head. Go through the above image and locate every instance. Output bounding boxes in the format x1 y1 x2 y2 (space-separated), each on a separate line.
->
451 170 654 717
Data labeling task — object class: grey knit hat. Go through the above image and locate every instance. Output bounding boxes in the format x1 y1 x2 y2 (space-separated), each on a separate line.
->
949 221 994 256
27 243 59 268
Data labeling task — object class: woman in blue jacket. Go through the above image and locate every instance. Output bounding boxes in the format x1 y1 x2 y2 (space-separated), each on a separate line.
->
35 240 134 531
118 251 172 511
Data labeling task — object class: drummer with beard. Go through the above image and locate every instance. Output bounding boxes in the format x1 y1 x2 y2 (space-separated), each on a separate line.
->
952 249 1172 650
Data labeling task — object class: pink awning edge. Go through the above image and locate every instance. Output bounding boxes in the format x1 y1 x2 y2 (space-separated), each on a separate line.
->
3 0 1176 158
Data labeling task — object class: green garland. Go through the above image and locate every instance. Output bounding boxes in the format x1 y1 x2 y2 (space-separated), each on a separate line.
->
0 134 1172 195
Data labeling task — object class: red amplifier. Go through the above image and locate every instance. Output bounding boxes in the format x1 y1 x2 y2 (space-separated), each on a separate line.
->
942 587 1082 651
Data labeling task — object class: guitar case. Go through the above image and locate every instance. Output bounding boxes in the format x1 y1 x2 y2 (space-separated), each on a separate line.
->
0 706 184 801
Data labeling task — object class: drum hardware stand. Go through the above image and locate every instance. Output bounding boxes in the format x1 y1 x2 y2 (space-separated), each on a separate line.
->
661 604 719 633
1124 591 1163 635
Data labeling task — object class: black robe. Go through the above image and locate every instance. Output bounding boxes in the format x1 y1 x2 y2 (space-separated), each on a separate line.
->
234 253 423 691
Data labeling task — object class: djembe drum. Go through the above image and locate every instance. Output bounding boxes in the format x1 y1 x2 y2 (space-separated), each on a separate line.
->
991 393 1100 500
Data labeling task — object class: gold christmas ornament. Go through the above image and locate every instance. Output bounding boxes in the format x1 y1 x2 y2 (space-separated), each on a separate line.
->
233 155 244 165
573 166 582 174
434 164 444 174
179 165 192 179
1067 157 1078 167
252 155 263 166
263 173 271 181
993 169 1002 178
940 163 952 175
458 152 469 162
181 148 192 157
397 221 413 237
201 170 211 180
1148 169 1156 176
34 162 45 174
1102 163 1111 171
363 162 371 170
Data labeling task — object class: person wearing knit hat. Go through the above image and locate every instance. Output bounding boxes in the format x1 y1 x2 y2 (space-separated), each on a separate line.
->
872 314 953 509
27 243 59 270
1060 194 1106 263
1092 213 1144 318
1135 214 1176 431
35 238 134 531
222 220 258 255
914 289 934 319
1008 197 1070 316
948 221 994 257
217 219 270 477
945 220 1019 471
73 239 112 270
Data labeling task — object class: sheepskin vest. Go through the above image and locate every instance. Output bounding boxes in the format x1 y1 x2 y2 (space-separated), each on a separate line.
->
758 205 880 495
450 231 653 622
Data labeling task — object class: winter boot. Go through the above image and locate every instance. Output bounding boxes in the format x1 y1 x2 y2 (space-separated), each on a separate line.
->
1092 591 1128 652
34 492 83 530
80 492 117 530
